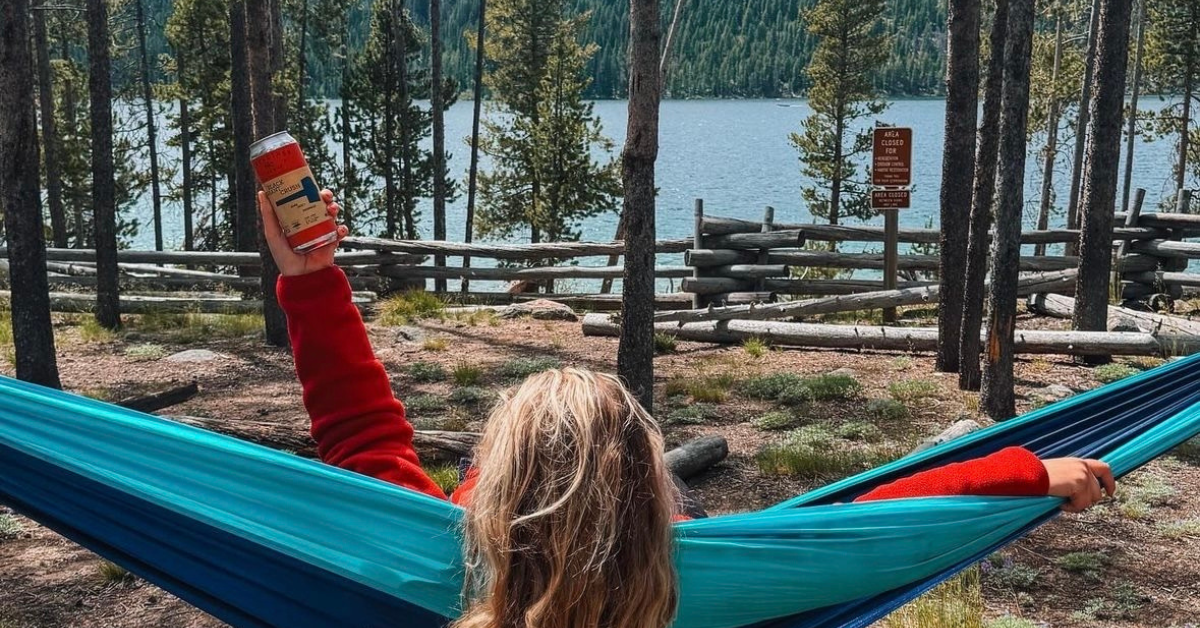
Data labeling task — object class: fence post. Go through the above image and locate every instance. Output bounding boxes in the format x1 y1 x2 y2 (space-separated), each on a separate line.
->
1176 189 1193 215
882 209 899 323
756 206 775 294
692 199 705 309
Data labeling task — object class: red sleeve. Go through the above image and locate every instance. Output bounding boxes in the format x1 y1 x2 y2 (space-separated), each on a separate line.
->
278 266 447 500
854 446 1049 503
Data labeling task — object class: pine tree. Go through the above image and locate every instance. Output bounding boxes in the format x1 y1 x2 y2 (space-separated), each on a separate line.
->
344 0 455 239
88 0 120 330
476 0 620 248
1143 0 1200 195
789 0 889 229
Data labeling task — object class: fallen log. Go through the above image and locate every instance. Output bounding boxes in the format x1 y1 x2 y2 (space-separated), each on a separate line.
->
583 313 1199 356
698 217 1161 244
1126 271 1200 288
116 382 200 413
1027 293 1200 336
909 420 981 455
377 264 692 281
664 435 730 480
1114 211 1200 231
703 230 806 250
1130 240 1200 260
685 249 1092 272
660 269 1077 324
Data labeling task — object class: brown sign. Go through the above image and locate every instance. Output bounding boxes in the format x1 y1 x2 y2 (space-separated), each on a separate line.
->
871 189 911 209
872 127 913 187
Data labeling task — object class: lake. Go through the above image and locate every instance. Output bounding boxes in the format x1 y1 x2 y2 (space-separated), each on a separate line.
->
126 98 1188 288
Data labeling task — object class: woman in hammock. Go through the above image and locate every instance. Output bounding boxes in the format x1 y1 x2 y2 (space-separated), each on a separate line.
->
261 190 1116 628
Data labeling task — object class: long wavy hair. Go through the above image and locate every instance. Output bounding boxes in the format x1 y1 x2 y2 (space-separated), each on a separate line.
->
452 368 679 628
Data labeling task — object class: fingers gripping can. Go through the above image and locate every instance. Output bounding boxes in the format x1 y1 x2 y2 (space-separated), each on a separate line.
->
250 131 339 254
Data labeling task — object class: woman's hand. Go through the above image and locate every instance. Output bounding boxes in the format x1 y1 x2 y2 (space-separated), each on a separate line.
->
258 188 349 277
1043 458 1116 513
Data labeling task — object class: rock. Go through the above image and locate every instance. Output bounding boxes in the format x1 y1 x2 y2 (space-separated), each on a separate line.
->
499 299 578 322
1107 316 1142 333
1032 384 1075 401
827 367 859 379
165 349 221 363
394 326 426 343
909 419 981 455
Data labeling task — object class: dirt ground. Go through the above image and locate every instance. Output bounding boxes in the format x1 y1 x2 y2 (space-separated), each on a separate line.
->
1 307 1198 628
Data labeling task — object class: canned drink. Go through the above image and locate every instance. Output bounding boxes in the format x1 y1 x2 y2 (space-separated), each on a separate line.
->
250 131 339 254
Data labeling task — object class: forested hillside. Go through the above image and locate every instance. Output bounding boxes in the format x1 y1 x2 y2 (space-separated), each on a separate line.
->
140 0 947 98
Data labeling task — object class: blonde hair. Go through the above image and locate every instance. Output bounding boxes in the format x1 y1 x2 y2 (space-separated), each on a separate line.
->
453 368 679 628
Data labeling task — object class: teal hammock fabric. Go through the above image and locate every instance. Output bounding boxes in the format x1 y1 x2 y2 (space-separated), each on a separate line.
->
2 354 1200 628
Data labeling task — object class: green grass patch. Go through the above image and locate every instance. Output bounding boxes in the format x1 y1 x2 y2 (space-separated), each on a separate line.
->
497 356 561 382
426 464 461 494
452 362 483 386
756 426 901 479
1070 581 1145 622
804 374 862 401
881 569 982 628
740 373 808 402
866 398 910 421
124 343 167 361
653 332 677 354
1170 436 1200 464
666 373 736 404
740 373 861 405
1093 363 1142 384
889 379 942 403
0 310 12 345
0 514 21 539
1158 517 1200 539
80 317 117 343
131 311 263 343
983 617 1043 628
834 420 881 442
753 410 801 431
742 337 768 358
1055 551 1109 578
405 394 447 415
1117 473 1177 519
97 560 135 585
449 386 493 407
407 361 447 383
664 404 718 426
422 337 449 352
379 290 445 326
981 554 1041 591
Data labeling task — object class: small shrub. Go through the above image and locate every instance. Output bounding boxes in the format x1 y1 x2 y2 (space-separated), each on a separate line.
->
753 410 800 431
1055 551 1109 578
379 291 445 326
1093 363 1141 384
405 394 447 414
452 362 483 386
1118 473 1177 519
1071 581 1145 621
1158 518 1200 539
835 421 881 442
804 374 862 401
407 361 447 383
665 404 718 426
740 373 807 402
890 356 913 371
497 356 561 382
97 560 135 585
124 343 167 362
1172 436 1200 464
426 465 461 494
449 386 492 407
0 514 21 539
666 374 736 404
866 398 910 421
422 337 449 352
889 379 941 403
79 388 113 401
79 318 117 343
881 569 982 628
984 618 1044 628
653 333 677 354
980 554 1041 591
0 310 12 345
756 427 899 479
742 337 768 358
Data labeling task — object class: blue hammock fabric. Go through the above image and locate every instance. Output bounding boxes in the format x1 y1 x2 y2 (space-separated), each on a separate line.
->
2 355 1200 628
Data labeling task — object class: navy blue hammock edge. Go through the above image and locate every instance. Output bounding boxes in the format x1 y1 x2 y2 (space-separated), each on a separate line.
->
2 354 1200 628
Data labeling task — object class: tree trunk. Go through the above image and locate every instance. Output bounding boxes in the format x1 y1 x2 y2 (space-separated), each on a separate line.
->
462 0 485 293
397 0 415 240
88 0 120 331
32 2 67 249
248 0 289 347
1065 0 1101 256
384 0 398 240
340 46 354 232
1072 0 1134 345
936 0 981 374
1034 14 1064 257
231 0 257 273
959 0 1008 391
178 55 194 251
431 0 447 291
296 0 308 116
1178 66 1193 194
1 0 61 387
659 0 688 87
134 0 163 251
1121 0 1146 215
981 0 1034 420
617 0 661 413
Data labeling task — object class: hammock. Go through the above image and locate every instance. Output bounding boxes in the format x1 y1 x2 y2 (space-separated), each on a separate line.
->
2 355 1200 628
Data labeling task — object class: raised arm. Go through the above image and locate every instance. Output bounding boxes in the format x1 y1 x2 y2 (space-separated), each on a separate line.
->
263 191 446 500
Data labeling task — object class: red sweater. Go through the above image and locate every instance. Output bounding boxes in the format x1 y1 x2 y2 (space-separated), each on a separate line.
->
278 267 1050 510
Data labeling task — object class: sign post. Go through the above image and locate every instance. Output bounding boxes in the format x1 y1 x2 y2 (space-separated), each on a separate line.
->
871 127 913 323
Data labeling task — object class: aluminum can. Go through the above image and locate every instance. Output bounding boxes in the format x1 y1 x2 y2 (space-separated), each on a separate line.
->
250 131 338 254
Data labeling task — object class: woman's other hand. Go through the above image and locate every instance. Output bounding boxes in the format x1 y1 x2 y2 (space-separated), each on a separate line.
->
258 188 349 277
1043 458 1116 513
